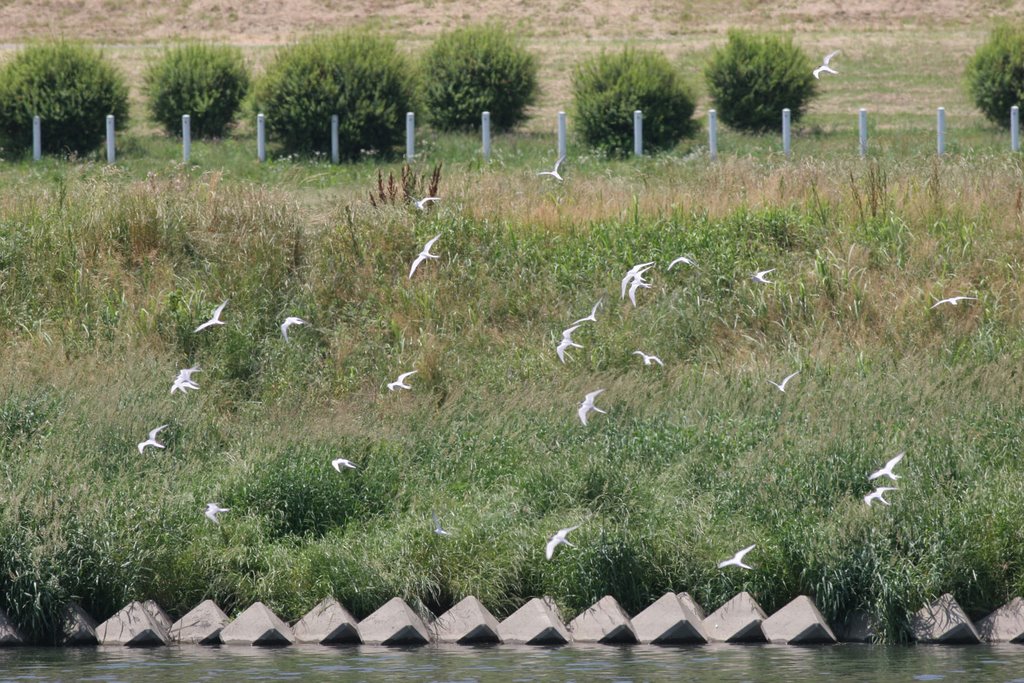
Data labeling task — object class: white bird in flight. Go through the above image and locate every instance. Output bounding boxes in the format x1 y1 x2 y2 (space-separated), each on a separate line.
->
621 262 655 299
628 277 651 307
388 370 418 391
751 269 775 284
718 544 756 570
556 325 584 364
414 197 440 211
668 256 696 269
633 351 664 367
170 365 201 394
869 451 905 482
432 511 451 536
537 155 566 181
331 458 357 471
931 296 977 309
571 299 603 326
768 371 800 392
280 316 306 342
545 525 580 560
864 487 897 506
205 503 229 524
813 50 840 79
194 300 228 333
578 389 606 426
137 425 168 454
408 234 441 279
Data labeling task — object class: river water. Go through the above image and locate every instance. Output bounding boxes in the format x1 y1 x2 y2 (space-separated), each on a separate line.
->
1 643 1023 682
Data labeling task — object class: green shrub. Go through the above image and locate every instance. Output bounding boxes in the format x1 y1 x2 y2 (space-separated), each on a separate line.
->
571 48 697 156
966 24 1024 128
704 30 817 132
252 32 417 158
0 41 129 155
144 43 250 139
423 24 538 132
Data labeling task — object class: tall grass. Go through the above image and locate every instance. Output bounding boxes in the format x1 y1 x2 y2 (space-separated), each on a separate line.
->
2 154 1024 643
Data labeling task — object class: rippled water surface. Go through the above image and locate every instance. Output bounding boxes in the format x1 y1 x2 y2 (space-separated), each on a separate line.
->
2 644 1024 682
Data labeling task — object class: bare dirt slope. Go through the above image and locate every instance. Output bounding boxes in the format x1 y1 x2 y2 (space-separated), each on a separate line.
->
0 0 1020 44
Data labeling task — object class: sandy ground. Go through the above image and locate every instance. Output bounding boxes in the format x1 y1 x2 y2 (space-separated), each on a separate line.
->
0 0 1020 44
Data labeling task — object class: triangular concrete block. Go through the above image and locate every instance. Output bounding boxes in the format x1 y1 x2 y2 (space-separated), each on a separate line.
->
977 597 1024 643
358 598 430 646
703 592 768 643
169 600 230 645
568 595 638 644
143 600 173 633
96 601 169 646
60 603 98 645
0 608 25 646
498 597 570 645
292 598 360 644
220 602 295 646
911 594 980 644
833 609 877 643
431 596 501 644
633 592 708 644
762 596 837 644
677 592 706 621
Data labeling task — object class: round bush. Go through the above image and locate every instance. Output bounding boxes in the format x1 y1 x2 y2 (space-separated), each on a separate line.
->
966 24 1024 128
0 42 129 155
571 48 697 156
704 30 817 133
423 24 538 132
144 43 250 139
253 32 417 158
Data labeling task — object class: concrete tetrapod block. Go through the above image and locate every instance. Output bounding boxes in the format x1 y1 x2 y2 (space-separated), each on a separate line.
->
220 602 295 646
292 598 361 645
96 601 170 646
703 592 768 643
833 609 877 643
0 608 25 646
143 600 173 633
498 597 571 645
60 603 98 645
568 595 638 644
358 598 431 646
761 596 837 645
169 600 230 645
431 596 501 644
633 592 708 645
977 597 1024 643
677 592 707 621
911 593 981 644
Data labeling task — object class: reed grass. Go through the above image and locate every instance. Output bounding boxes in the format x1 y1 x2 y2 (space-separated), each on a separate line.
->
2 149 1024 643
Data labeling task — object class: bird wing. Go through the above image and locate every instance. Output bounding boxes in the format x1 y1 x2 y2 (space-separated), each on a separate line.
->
193 319 213 333
212 300 228 318
545 536 559 560
561 324 581 341
398 371 418 383
149 425 168 440
591 299 602 316
585 389 605 402
735 544 756 561
423 234 441 253
653 356 664 366
885 451 905 472
781 371 799 388
432 511 442 529
205 509 219 523
620 273 633 299
577 403 589 425
931 299 949 308
560 525 580 537
409 254 426 278
823 50 840 65
553 155 566 174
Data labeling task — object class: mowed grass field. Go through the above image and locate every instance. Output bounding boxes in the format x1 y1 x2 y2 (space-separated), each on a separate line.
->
3 1 1024 645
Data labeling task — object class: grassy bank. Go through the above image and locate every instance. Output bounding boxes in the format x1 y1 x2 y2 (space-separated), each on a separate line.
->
2 150 1024 643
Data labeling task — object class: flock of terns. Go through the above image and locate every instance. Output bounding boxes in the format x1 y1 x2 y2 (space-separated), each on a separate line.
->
138 113 975 570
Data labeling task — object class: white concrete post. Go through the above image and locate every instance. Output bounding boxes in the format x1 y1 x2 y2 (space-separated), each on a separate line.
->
406 112 415 161
330 114 339 164
557 111 567 159
182 115 191 163
708 109 718 161
858 108 867 158
482 111 491 161
257 113 266 162
937 107 946 156
32 116 41 161
782 108 791 158
106 114 115 164
1013 106 1020 152
633 110 643 157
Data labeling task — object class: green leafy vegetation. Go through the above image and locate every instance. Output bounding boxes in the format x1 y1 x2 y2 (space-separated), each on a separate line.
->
966 23 1024 129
